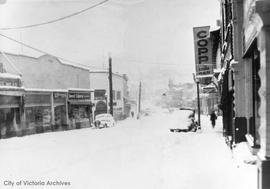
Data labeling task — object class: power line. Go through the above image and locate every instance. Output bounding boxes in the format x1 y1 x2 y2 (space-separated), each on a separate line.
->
111 0 145 5
0 32 107 70
114 57 181 66
0 0 109 30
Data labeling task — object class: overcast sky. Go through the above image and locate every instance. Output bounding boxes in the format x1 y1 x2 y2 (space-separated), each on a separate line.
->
0 0 220 86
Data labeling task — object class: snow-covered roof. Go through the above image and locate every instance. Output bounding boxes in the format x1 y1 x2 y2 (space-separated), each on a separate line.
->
1 52 91 72
25 88 67 92
0 73 22 79
39 54 90 71
68 88 94 92
0 86 24 90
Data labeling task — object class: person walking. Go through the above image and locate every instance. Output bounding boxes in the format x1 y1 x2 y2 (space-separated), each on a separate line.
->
210 111 217 128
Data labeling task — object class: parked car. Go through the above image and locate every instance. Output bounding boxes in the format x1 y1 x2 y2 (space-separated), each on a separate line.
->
170 108 198 132
94 113 115 129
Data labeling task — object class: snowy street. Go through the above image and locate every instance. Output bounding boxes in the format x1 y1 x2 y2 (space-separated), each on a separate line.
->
0 110 256 189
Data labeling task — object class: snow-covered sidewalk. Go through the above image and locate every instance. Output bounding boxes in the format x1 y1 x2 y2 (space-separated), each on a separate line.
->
0 111 257 189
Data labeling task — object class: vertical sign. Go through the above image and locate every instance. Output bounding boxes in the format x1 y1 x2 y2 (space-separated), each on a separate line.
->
193 26 213 77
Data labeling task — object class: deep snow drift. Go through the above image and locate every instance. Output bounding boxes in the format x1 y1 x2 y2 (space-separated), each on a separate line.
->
0 109 256 189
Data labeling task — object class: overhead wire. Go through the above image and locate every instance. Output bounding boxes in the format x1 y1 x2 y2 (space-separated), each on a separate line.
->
110 0 145 6
0 32 107 70
0 0 110 30
113 57 181 66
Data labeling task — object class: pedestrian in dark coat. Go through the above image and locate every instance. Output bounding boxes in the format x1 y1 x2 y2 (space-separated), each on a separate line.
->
210 111 217 128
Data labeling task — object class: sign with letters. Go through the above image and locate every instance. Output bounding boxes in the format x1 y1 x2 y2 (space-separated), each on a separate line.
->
193 26 213 76
68 92 91 100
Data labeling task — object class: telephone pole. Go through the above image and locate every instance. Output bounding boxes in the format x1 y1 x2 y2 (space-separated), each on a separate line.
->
137 81 141 119
193 73 201 127
109 56 113 116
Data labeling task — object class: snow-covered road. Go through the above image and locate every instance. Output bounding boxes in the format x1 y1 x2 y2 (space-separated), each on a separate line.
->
0 110 256 189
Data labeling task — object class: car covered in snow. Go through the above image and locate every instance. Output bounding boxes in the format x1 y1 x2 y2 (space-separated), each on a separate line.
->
170 108 197 132
94 113 115 129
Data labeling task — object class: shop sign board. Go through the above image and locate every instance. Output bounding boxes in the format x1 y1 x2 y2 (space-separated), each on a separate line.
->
0 78 20 87
25 94 51 105
54 92 66 99
68 92 91 100
193 26 213 77
95 96 106 101
202 87 217 94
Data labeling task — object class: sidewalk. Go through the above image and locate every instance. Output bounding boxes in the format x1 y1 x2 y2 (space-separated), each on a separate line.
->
198 115 257 189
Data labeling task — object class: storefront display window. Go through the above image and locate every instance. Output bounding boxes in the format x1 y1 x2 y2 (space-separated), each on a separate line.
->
0 108 19 138
25 107 51 132
69 105 91 128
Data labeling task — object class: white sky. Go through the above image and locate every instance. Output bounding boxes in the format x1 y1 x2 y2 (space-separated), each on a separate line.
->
0 0 220 86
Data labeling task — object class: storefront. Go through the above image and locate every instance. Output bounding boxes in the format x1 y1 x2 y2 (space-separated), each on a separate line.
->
93 89 107 117
242 1 270 188
0 92 24 138
53 91 68 130
68 89 93 129
24 90 52 134
0 73 24 139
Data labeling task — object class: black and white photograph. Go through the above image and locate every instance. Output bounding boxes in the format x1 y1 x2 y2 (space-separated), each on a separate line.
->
0 0 268 188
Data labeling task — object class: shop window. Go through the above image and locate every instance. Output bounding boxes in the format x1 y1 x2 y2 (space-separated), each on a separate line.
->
25 107 51 128
70 105 90 120
117 91 121 100
55 105 66 127
94 89 106 100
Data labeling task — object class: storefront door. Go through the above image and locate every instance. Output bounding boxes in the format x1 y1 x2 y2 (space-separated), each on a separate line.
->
251 46 261 147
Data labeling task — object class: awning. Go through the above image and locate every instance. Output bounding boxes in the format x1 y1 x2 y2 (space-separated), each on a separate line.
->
196 74 213 78
0 87 24 96
68 100 93 105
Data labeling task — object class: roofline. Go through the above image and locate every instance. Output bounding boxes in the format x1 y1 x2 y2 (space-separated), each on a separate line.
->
39 54 90 71
25 88 68 92
68 88 94 92
25 88 95 93
1 52 90 72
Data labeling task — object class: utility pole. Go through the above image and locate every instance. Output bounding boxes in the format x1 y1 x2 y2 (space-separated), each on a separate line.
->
196 80 201 127
193 73 201 127
137 81 141 119
109 56 113 116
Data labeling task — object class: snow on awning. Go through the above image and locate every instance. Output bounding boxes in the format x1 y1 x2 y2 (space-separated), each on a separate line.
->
213 68 221 73
25 88 68 93
68 88 94 92
218 67 226 82
0 73 22 79
0 86 24 96
196 74 213 78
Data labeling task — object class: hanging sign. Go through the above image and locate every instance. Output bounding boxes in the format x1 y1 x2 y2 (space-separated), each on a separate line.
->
193 26 213 76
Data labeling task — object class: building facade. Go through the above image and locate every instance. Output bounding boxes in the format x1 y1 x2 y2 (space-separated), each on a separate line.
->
0 52 94 138
89 71 130 120
0 72 24 138
217 0 270 188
